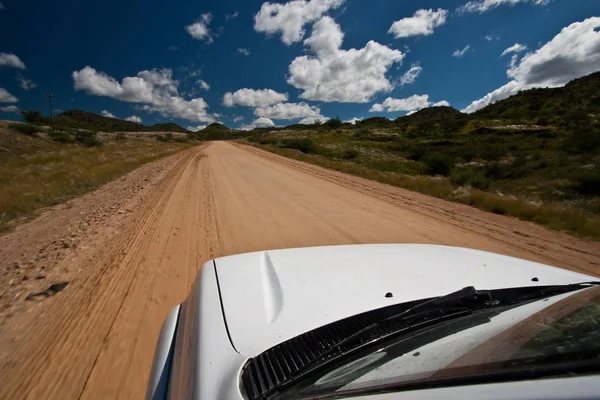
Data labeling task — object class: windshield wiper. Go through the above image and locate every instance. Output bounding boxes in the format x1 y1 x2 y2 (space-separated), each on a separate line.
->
240 282 600 400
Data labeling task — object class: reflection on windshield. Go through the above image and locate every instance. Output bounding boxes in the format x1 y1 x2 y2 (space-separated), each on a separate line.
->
290 286 600 398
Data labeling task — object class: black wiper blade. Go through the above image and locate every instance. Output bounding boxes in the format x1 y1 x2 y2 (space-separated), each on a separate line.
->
515 281 600 302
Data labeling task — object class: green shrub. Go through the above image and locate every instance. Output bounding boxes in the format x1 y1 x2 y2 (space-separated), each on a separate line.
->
20 110 48 124
407 145 427 161
8 123 40 136
259 137 279 145
573 170 600 196
341 148 359 159
47 130 74 143
280 138 316 153
423 154 455 176
156 135 168 142
480 145 507 161
115 132 127 141
75 131 103 147
450 168 491 189
563 128 600 154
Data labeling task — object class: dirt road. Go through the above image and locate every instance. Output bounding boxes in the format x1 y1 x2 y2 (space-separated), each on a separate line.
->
1 141 599 399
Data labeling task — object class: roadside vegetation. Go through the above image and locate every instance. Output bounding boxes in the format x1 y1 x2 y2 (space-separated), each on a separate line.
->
241 72 600 240
0 121 193 232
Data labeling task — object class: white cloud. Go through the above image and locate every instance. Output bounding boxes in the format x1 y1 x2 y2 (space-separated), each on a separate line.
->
0 87 18 103
237 48 251 56
458 0 550 14
453 45 471 58
187 124 207 132
1 105 19 113
388 9 448 39
254 102 321 120
344 117 362 124
241 117 276 130
198 79 210 90
72 66 216 122
399 65 422 86
0 52 26 69
254 0 345 45
223 88 288 107
288 16 404 103
485 35 494 41
433 100 451 107
101 110 118 118
185 13 213 43
125 115 142 123
369 94 431 113
406 110 417 116
17 75 37 91
501 43 527 56
233 116 244 122
299 115 329 124
226 11 239 21
464 17 600 113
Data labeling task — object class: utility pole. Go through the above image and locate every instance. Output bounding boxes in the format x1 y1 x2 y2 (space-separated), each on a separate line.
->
43 94 55 131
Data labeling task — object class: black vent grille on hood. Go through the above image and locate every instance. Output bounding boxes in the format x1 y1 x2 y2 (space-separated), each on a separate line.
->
240 297 427 400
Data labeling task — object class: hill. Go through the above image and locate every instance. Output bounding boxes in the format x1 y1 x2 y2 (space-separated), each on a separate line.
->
473 71 600 121
201 122 230 132
53 110 190 133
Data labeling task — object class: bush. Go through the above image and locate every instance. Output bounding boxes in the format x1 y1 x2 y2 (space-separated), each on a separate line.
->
423 154 454 176
48 130 74 143
280 138 316 153
451 168 491 189
407 145 427 161
8 123 40 136
341 148 359 159
156 135 168 142
573 170 600 196
75 131 103 147
323 117 342 128
562 127 600 154
20 110 48 125
259 137 279 145
480 145 507 161
115 132 127 141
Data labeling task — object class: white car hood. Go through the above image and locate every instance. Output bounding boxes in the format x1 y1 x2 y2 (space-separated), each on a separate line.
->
214 244 593 357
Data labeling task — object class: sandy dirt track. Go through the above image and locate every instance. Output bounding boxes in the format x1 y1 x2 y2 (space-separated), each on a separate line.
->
0 141 599 399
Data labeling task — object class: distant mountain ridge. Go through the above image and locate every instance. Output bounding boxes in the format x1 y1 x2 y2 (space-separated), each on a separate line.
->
54 110 190 133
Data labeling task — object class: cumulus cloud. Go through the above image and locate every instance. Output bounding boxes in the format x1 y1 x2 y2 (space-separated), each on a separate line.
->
370 94 431 113
433 100 451 107
254 102 321 120
0 87 18 103
101 110 118 118
464 17 600 113
344 117 362 124
288 16 404 103
17 75 37 91
73 66 216 122
254 0 345 45
1 105 19 113
453 45 471 58
125 115 142 123
299 115 329 124
399 65 422 86
501 43 527 56
0 52 25 69
388 9 448 39
237 48 251 56
241 117 276 130
458 0 550 14
186 13 213 43
187 124 207 132
233 115 244 122
223 88 288 107
198 79 210 90
226 11 239 21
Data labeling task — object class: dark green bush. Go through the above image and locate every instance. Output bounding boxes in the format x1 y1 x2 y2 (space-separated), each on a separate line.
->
280 138 316 153
423 154 454 176
480 145 507 161
341 149 359 159
259 137 279 145
451 168 491 189
156 135 168 142
48 130 74 143
20 110 48 125
115 132 127 141
75 131 102 147
8 123 40 136
407 145 428 161
562 128 600 154
573 170 600 196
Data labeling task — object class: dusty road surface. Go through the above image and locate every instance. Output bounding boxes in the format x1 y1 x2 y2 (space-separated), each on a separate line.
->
1 141 599 399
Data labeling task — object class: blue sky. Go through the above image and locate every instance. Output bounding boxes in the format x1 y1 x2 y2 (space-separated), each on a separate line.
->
1 0 599 130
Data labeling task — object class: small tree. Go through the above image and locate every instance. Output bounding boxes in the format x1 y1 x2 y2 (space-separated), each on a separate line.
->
21 110 48 124
324 117 342 128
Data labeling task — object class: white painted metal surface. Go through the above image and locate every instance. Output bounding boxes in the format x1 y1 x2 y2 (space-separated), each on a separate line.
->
214 244 592 356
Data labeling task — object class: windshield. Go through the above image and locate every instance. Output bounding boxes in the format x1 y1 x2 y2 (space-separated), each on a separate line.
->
273 286 600 399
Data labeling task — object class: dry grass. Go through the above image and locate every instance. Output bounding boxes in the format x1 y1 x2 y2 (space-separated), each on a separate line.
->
250 143 600 240
0 137 192 231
